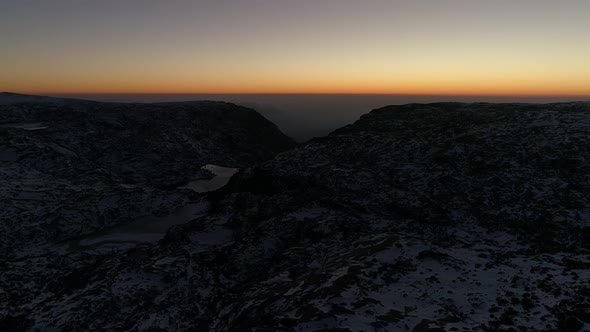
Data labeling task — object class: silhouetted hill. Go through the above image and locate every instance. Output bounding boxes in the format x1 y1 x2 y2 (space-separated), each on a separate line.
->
0 92 72 104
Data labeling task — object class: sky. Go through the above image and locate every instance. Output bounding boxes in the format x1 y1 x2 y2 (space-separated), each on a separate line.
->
2 0 590 96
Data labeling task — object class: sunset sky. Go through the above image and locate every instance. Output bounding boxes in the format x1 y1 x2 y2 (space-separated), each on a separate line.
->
2 0 590 96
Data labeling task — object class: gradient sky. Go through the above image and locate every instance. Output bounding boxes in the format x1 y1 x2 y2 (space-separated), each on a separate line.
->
2 0 590 95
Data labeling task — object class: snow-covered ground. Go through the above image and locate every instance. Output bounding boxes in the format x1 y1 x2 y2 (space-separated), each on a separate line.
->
3 100 590 331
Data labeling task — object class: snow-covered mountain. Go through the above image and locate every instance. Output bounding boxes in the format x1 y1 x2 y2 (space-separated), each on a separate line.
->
2 101 590 331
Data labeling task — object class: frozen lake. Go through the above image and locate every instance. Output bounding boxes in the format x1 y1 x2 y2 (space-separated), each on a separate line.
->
71 164 238 251
178 164 238 192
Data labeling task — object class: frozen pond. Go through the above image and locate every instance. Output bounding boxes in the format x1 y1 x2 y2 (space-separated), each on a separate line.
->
178 164 238 192
71 164 238 251
74 201 209 250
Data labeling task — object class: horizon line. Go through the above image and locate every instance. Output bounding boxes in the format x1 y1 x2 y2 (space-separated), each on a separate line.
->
10 91 590 99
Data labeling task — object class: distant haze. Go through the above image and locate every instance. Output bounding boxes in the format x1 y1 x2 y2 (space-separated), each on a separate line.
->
53 94 590 141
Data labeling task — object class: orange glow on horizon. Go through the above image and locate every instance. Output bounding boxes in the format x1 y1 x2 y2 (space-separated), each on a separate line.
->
13 81 590 98
6 54 590 97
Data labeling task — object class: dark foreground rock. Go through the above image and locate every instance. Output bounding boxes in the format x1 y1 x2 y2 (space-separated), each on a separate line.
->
3 101 590 331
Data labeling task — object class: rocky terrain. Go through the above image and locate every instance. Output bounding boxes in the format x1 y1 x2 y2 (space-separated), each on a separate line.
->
2 100 590 331
0 92 294 256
